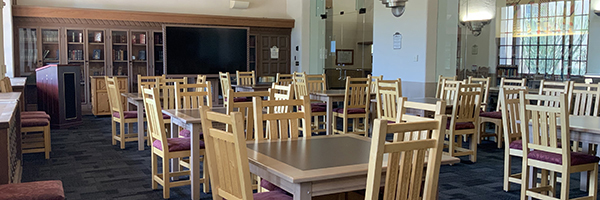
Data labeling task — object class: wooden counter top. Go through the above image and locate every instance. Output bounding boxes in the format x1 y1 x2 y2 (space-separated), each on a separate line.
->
0 102 18 129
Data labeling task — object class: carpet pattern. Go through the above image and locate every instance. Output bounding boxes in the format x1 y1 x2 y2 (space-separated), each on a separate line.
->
21 116 599 199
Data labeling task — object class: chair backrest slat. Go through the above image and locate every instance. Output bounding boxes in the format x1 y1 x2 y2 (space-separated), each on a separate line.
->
269 83 294 113
538 80 571 108
105 77 124 116
343 77 370 110
0 77 13 93
175 82 212 109
252 96 312 141
375 79 402 122
365 115 447 200
369 75 383 94
275 73 294 86
196 75 207 84
571 82 600 117
137 75 164 94
159 77 187 110
226 90 270 141
306 74 326 93
468 77 490 111
500 88 526 147
450 83 482 125
436 75 456 98
294 72 309 99
236 71 256 86
200 107 253 200
141 86 168 152
439 80 463 103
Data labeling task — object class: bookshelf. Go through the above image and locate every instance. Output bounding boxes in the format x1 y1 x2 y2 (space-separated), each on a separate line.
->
41 29 60 66
152 31 164 76
249 35 257 72
496 65 519 86
130 30 149 93
66 28 87 106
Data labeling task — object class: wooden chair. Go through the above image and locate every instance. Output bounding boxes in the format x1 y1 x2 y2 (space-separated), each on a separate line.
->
306 73 327 94
137 74 164 93
21 116 51 159
467 77 490 110
236 70 256 86
159 77 188 111
519 92 599 200
439 80 463 103
294 73 327 134
479 78 526 148
199 107 292 200
142 86 191 199
275 73 294 86
106 76 144 149
435 75 457 98
0 77 12 93
268 83 294 113
397 97 447 122
332 77 370 136
570 82 600 155
196 75 207 84
225 90 270 141
500 88 527 191
292 72 305 82
368 75 383 94
365 115 447 200
445 83 482 162
374 78 402 123
537 80 571 108
173 82 212 193
253 95 312 141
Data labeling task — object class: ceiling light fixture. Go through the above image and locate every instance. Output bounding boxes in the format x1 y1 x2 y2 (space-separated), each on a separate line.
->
380 0 408 17
459 0 496 36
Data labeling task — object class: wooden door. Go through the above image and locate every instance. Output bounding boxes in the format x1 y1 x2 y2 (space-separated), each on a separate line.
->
259 35 290 77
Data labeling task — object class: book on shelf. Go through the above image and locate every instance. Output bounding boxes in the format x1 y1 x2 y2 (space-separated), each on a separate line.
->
139 34 146 44
92 49 102 60
138 50 146 60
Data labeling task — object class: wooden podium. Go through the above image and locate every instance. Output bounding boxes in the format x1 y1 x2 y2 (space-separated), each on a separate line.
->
36 64 82 128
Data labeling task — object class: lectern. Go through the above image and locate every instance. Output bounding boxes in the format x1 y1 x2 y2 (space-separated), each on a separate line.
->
36 64 82 128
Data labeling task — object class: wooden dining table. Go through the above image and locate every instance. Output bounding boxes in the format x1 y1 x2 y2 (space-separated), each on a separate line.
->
121 92 146 151
248 134 460 200
310 89 376 135
557 115 600 191
232 82 273 92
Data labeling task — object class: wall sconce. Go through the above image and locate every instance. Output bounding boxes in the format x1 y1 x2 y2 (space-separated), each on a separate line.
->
459 0 496 36
380 0 408 17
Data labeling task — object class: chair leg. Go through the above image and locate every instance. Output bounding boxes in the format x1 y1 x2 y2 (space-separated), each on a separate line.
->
589 165 598 198
343 116 348 134
120 122 126 149
560 169 569 200
496 125 503 149
332 115 337 134
203 157 210 193
44 125 50 159
163 157 170 199
549 171 557 197
540 169 549 195
111 120 116 145
520 163 529 200
470 133 477 163
448 133 455 157
503 151 511 191
151 151 158 190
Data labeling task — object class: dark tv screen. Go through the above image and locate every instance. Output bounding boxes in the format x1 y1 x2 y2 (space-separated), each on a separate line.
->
165 26 248 74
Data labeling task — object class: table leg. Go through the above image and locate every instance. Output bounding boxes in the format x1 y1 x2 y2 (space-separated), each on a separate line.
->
580 142 591 192
170 121 180 181
294 182 312 200
326 97 333 135
190 123 202 200
136 102 144 151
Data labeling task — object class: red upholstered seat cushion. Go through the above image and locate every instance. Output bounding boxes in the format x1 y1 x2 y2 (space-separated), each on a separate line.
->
253 190 292 200
333 108 366 114
446 120 475 130
112 111 138 119
178 130 204 140
152 138 193 152
22 111 48 115
225 97 251 102
260 179 285 192
162 114 171 119
529 150 600 166
509 140 523 150
480 111 502 119
21 113 51 120
311 102 327 107
0 180 65 200
21 118 49 127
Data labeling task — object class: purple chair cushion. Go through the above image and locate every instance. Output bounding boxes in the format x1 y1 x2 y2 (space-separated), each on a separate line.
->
529 150 600 166
446 120 475 130
333 108 366 114
260 179 284 192
224 97 251 102
21 118 49 127
22 111 48 116
509 140 523 150
163 114 171 119
311 102 327 107
253 190 292 200
178 130 204 140
152 138 194 152
0 180 65 200
21 113 51 120
480 111 502 119
112 111 138 119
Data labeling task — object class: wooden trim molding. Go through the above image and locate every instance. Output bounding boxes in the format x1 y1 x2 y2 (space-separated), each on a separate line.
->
12 5 295 28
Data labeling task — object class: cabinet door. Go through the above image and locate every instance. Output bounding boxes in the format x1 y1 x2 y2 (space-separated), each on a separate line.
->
110 30 129 76
65 28 87 105
16 27 40 76
259 35 290 76
151 31 164 76
41 28 61 66
130 30 149 93
96 92 110 114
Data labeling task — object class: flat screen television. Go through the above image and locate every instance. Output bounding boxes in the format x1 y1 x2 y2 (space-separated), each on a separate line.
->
164 25 248 75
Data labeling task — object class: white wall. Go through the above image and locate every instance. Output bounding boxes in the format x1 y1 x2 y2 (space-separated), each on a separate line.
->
287 0 310 73
3 0 12 77
373 0 438 97
588 0 600 74
17 0 289 18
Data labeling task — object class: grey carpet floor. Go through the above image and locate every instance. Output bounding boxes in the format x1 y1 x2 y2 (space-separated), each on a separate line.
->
21 116 599 199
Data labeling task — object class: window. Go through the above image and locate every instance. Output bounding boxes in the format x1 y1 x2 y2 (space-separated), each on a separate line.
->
499 0 589 76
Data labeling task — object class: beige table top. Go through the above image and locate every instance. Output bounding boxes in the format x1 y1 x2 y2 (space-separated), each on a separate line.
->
121 92 142 101
247 134 459 183
9 77 26 87
558 116 600 134
0 102 18 129
0 92 22 102
161 107 227 124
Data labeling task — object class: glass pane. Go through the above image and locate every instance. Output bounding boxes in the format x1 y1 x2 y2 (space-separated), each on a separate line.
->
18 28 38 74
